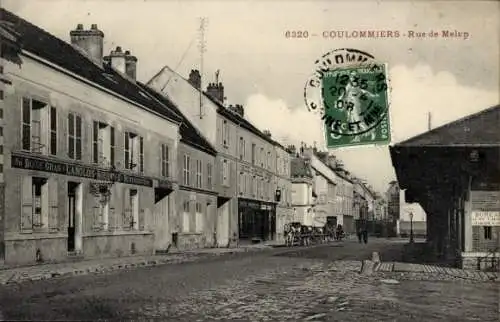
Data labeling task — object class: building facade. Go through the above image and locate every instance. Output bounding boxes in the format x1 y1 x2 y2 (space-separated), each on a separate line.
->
290 155 314 225
146 68 292 246
1 10 182 265
139 84 218 251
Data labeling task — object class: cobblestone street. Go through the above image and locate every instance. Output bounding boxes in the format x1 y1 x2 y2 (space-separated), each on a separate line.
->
0 240 498 321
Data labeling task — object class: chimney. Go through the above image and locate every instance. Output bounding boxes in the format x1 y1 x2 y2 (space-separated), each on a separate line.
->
263 130 272 138
124 50 138 80
103 46 126 74
70 24 105 66
188 69 201 89
206 82 224 103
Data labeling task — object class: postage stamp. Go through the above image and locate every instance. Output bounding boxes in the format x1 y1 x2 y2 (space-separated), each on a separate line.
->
303 48 391 148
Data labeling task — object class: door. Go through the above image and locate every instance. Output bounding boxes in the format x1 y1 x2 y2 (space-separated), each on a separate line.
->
217 201 229 247
67 182 77 252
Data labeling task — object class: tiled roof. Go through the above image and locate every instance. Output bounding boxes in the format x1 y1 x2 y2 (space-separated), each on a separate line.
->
0 8 183 125
396 104 500 146
137 83 217 156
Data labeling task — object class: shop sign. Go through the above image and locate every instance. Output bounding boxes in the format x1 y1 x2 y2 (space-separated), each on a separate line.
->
470 190 500 210
11 153 153 187
471 211 500 226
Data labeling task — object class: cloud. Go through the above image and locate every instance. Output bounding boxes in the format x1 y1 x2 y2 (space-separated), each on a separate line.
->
244 64 499 193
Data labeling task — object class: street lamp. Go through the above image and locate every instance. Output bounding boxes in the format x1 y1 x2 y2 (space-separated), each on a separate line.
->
409 212 414 244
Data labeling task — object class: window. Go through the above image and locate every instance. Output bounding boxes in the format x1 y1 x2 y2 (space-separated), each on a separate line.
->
161 144 170 177
252 176 257 196
110 127 115 166
195 202 204 233
21 176 50 231
125 189 139 230
49 107 57 155
22 97 52 154
139 137 144 173
260 147 264 167
238 172 244 194
196 160 202 188
267 151 271 169
92 121 113 166
222 120 229 147
182 201 190 233
207 163 213 188
239 137 245 160
183 155 191 185
222 159 230 186
484 226 492 240
251 143 256 165
124 132 141 171
68 112 82 160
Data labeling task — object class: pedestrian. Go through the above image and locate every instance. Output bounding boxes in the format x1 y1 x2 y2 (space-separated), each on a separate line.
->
362 229 368 244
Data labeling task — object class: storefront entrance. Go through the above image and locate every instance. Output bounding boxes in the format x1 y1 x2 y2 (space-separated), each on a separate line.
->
238 199 276 242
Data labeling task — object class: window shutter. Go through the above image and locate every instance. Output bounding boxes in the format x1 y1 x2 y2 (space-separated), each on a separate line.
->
138 190 145 231
109 183 117 230
21 176 33 232
123 187 130 229
48 177 59 232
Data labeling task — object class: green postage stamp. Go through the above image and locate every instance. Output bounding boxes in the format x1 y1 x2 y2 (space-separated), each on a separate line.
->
321 64 391 148
303 48 391 149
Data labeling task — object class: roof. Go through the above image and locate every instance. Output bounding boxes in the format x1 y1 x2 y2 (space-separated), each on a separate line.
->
1 8 183 125
137 83 217 156
291 158 313 178
210 96 287 150
396 104 500 147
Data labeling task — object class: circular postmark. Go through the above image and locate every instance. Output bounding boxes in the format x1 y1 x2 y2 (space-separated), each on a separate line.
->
304 48 390 138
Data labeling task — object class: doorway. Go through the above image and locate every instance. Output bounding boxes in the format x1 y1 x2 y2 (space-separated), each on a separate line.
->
67 182 81 252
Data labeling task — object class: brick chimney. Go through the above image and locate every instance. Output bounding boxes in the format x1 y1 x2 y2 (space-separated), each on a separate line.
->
70 24 105 66
188 69 201 89
228 104 244 117
206 82 224 103
124 50 138 80
103 46 126 74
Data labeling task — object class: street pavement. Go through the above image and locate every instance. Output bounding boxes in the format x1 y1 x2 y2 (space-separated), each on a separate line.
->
0 238 498 321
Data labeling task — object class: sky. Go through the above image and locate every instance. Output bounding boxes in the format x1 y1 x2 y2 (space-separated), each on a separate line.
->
3 0 499 193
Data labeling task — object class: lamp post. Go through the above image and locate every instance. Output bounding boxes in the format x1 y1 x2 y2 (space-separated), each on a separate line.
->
409 212 414 244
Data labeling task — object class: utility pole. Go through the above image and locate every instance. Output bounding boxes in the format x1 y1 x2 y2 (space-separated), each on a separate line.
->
428 112 432 131
198 17 208 119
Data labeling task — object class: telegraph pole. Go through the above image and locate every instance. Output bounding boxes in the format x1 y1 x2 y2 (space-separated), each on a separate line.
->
198 17 208 119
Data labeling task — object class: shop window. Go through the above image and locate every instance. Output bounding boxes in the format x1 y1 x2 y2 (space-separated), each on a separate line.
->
92 121 113 166
68 112 82 160
195 202 204 233
484 226 492 240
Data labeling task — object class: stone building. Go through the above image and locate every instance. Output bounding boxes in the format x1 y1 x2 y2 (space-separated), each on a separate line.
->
0 9 182 265
138 84 218 251
147 67 293 246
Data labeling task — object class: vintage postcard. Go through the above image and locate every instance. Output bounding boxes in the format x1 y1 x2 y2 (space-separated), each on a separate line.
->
0 0 498 321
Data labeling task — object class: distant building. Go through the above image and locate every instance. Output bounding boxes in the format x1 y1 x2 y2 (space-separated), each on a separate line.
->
147 67 293 246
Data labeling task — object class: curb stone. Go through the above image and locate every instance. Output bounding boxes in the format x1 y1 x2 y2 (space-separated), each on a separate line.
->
0 246 274 286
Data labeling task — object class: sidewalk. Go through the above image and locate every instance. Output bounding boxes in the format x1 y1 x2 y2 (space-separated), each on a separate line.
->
374 261 499 282
0 244 275 286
